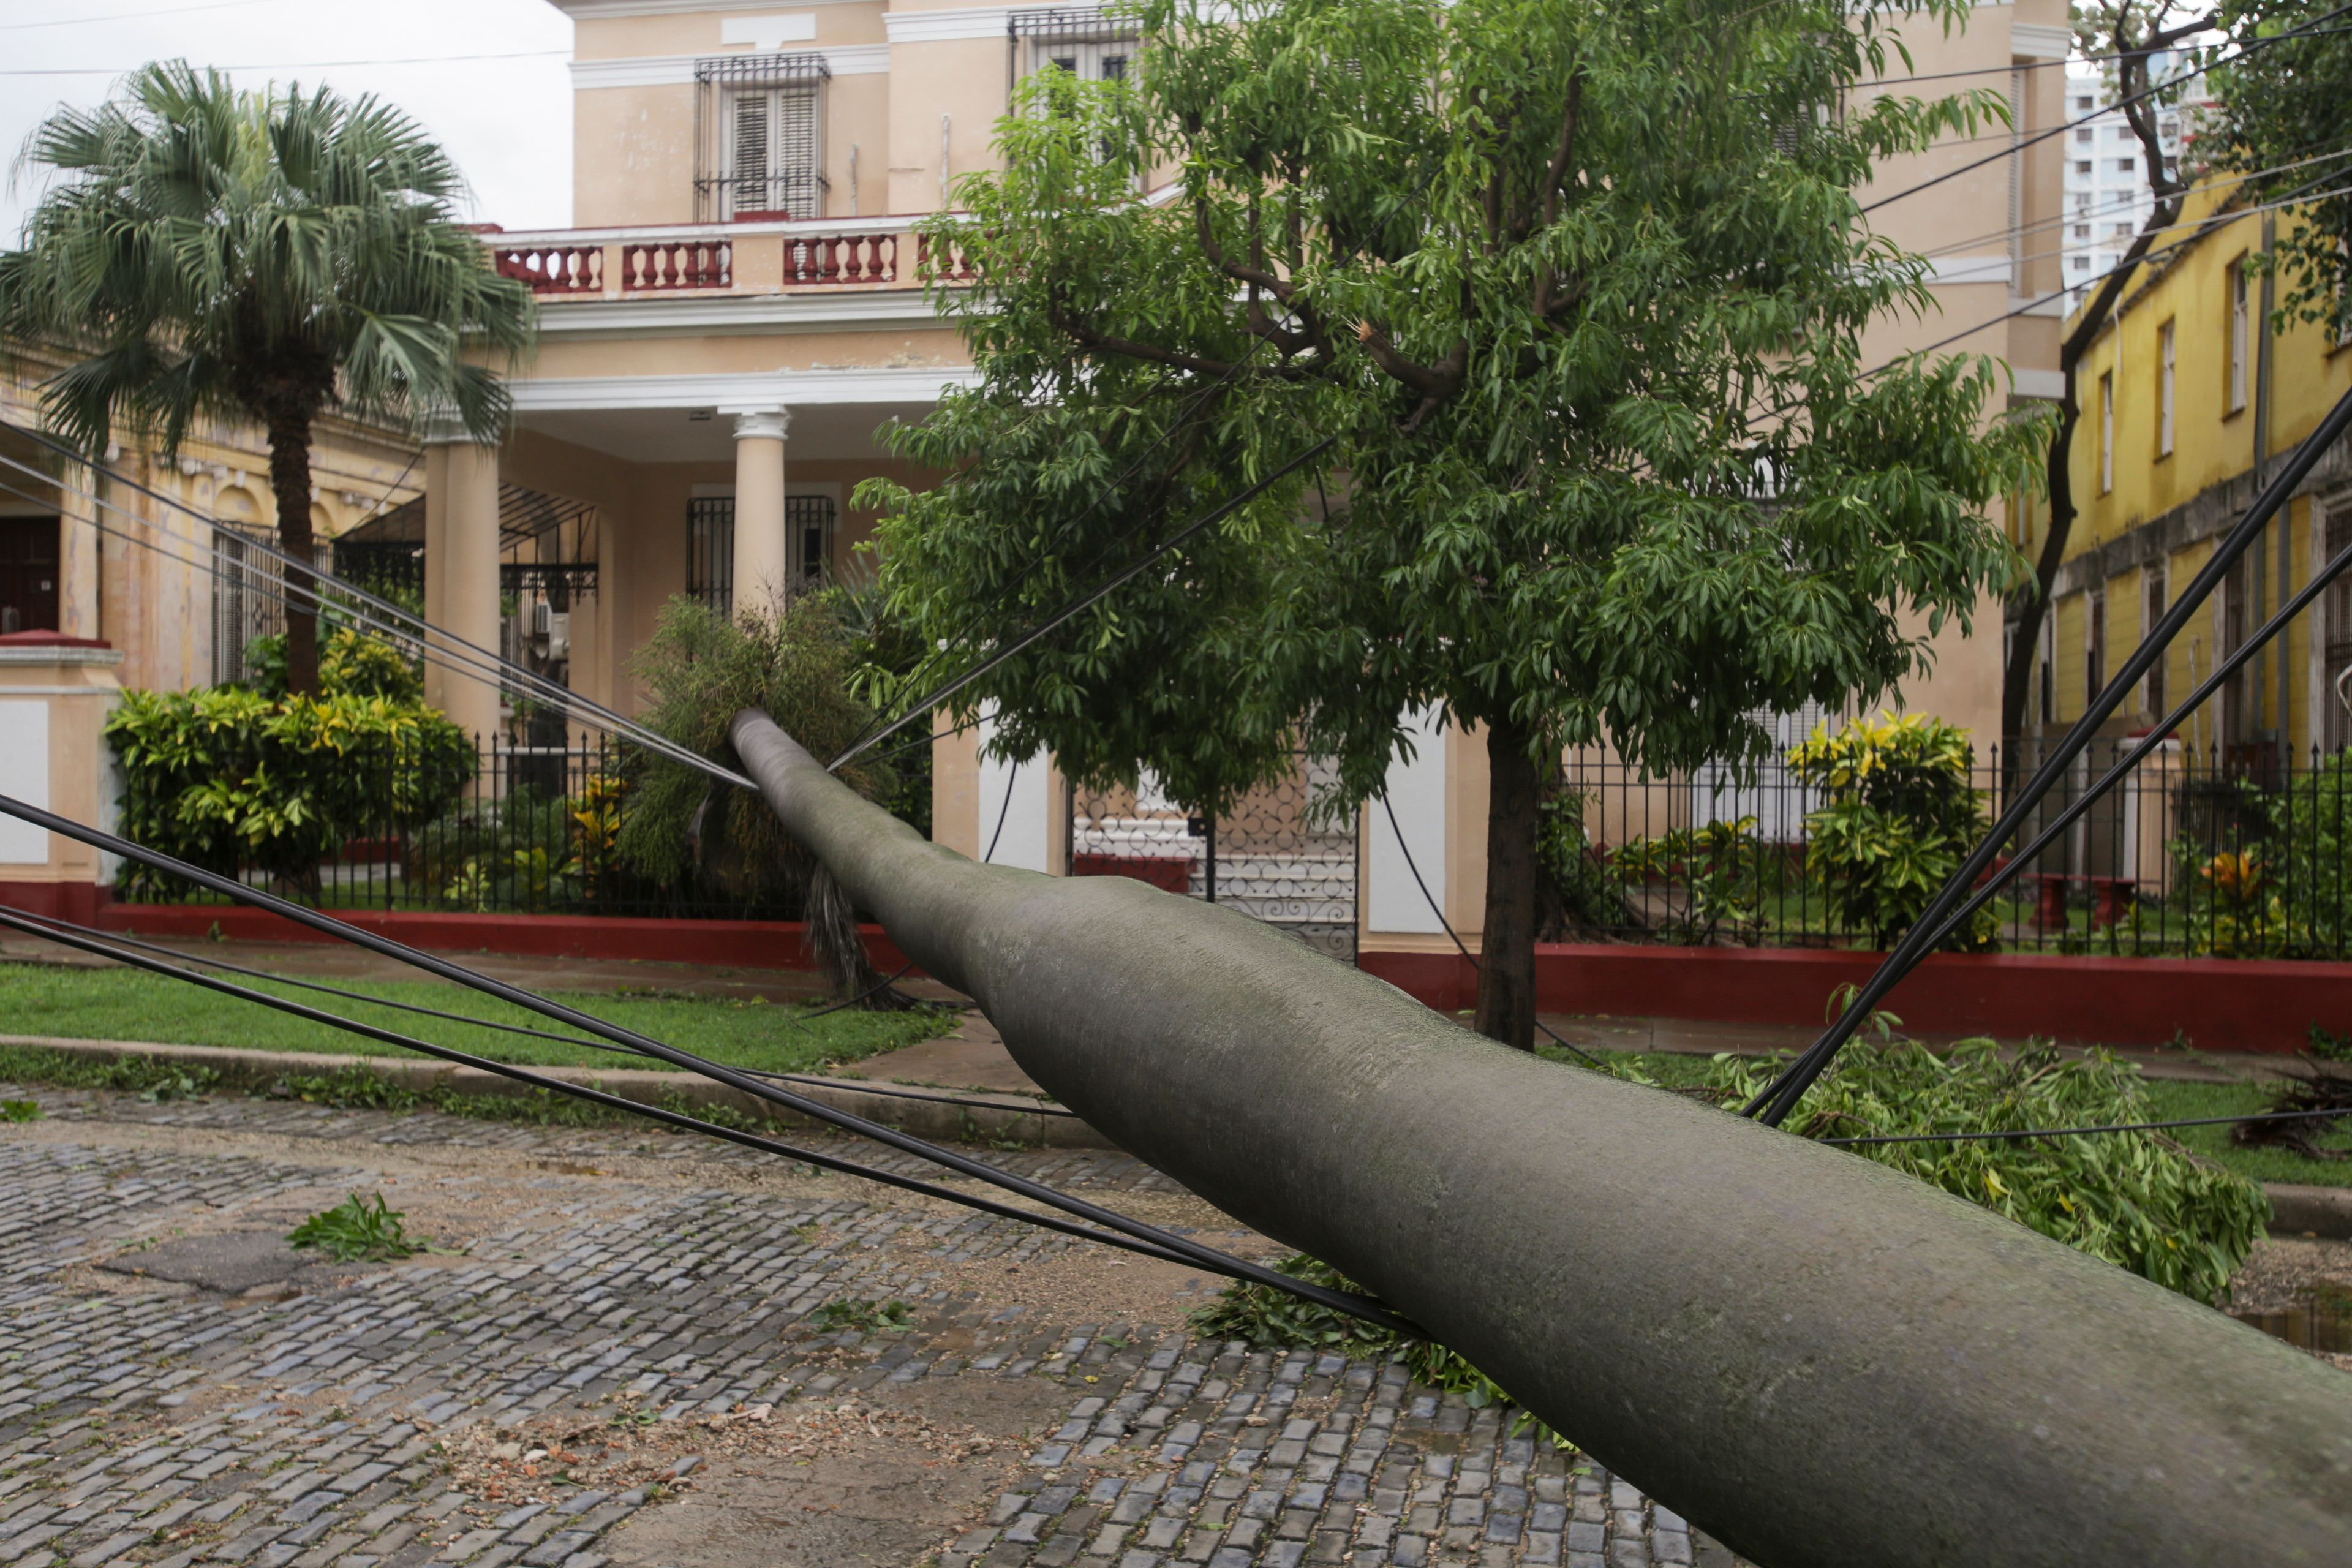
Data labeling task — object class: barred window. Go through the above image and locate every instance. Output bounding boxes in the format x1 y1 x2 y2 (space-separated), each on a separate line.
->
695 54 831 222
1012 7 1140 89
685 494 838 619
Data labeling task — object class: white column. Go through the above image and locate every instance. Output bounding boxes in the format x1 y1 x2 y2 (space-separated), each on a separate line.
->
422 421 502 749
729 409 790 617
976 704 1051 871
1366 705 1449 933
57 454 100 641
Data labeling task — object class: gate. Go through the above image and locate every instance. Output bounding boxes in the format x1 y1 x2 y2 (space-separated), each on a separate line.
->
1068 753 1358 960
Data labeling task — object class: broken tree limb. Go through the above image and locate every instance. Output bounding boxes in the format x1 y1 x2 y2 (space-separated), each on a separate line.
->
730 708 2352 1567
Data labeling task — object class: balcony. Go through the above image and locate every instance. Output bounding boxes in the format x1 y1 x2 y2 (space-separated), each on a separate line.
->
485 217 974 301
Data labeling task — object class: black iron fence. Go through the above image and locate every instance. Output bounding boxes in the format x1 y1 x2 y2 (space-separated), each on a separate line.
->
1555 741 2352 959
118 736 809 922
113 725 2352 962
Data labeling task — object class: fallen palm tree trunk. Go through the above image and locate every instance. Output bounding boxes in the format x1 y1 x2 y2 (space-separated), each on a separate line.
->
731 709 2352 1568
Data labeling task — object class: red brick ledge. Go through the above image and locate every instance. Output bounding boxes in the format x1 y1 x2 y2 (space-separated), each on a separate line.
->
1358 943 2352 1055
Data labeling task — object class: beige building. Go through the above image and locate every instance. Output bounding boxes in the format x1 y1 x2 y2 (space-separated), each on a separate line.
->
0 1 2075 951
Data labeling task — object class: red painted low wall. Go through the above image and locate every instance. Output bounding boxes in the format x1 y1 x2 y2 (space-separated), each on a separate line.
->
1359 943 2352 1054
0 882 107 926
91 902 916 976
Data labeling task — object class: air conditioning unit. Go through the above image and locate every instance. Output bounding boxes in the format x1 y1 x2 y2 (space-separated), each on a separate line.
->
545 611 570 659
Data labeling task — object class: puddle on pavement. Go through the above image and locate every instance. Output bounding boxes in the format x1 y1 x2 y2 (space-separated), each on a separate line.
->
2231 1297 2352 1354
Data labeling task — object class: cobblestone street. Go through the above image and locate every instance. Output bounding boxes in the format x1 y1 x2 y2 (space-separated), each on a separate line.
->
0 1085 1744 1568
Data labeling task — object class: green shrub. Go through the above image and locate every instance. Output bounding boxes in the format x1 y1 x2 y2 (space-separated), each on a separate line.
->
1702 1038 2269 1305
1789 712 1994 950
107 673 473 900
1611 817 1764 944
1535 790 1631 937
242 626 426 703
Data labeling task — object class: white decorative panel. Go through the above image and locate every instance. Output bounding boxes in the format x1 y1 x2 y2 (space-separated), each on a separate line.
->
0 699 50 865
1368 706 1447 933
977 706 1051 872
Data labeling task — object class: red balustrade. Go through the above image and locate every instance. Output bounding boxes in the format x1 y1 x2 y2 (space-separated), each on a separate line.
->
492 245 602 294
620 238 733 292
785 231 899 285
916 232 978 283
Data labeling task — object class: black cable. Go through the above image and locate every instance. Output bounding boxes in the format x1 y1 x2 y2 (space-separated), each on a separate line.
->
832 343 1270 766
827 434 1338 774
0 905 1184 1262
0 790 1414 1332
1855 6 2352 217
1749 380 2352 1127
0 905 1072 1118
1899 530 2352 962
1377 796 1609 1071
1820 1104 2352 1147
0 428 753 790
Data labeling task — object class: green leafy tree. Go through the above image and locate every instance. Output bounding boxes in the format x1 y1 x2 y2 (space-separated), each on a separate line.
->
2204 0 2352 332
0 61 533 693
866 0 2046 1047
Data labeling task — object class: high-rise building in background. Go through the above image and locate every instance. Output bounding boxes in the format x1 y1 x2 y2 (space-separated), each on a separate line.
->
2061 56 2207 308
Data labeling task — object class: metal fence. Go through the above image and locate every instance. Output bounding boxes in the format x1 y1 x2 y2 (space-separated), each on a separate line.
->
1070 753 1359 960
1558 740 2352 959
119 736 812 922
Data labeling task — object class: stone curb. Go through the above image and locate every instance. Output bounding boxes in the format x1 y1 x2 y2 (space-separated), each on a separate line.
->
0 1032 1115 1150
2262 1182 2352 1240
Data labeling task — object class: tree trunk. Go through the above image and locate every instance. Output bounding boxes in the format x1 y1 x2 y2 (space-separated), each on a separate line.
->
266 408 320 696
1476 720 1540 1050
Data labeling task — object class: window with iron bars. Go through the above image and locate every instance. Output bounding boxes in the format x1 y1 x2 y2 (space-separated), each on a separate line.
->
685 495 839 618
1011 7 1140 92
695 53 831 222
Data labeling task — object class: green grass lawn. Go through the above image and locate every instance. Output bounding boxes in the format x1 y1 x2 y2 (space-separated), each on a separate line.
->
1537 1042 2352 1189
0 960 953 1076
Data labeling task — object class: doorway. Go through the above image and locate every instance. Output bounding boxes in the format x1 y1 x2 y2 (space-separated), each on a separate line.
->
0 516 59 635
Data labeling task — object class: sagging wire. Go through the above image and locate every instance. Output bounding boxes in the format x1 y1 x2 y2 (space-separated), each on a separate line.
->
0 791 1418 1334
0 904 1074 1120
828 434 1340 775
1376 796 1608 1071
1877 521 2352 968
1821 1106 2352 1147
0 903 1180 1259
0 464 737 794
829 345 1271 770
0 429 757 792
1746 379 2352 1129
1856 4 2352 217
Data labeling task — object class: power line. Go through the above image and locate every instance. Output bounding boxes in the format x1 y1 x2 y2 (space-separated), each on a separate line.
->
0 0 273 33
0 431 750 791
1746 379 2352 1128
0 786 1419 1333
0 49 569 76
828 432 1339 774
0 902 1196 1263
1378 796 1609 1071
1856 5 2352 217
0 903 1074 1119
1821 1104 2352 1147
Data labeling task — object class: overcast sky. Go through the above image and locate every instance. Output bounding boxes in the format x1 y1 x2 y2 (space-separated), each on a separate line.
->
0 0 576 240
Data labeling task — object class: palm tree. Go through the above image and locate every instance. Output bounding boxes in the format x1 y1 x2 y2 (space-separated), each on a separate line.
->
0 61 534 694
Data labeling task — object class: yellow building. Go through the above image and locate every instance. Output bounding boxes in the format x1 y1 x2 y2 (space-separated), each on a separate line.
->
2028 181 2352 766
